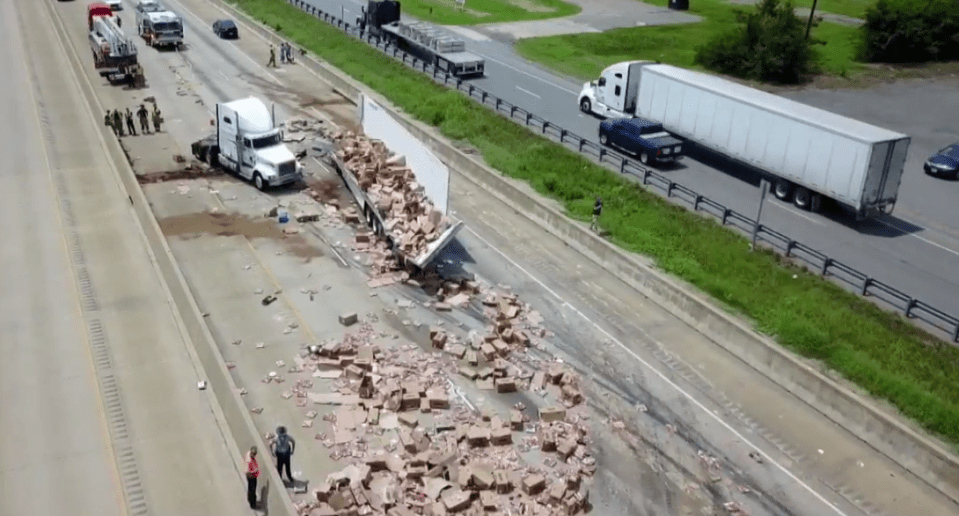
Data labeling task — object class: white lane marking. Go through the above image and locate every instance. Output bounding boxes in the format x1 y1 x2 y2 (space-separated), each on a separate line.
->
876 218 959 258
516 86 541 99
769 201 825 226
462 225 849 516
163 0 285 86
477 51 579 95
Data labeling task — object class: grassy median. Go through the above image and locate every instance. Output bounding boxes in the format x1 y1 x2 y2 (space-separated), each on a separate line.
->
230 0 959 448
515 0 866 81
398 0 580 25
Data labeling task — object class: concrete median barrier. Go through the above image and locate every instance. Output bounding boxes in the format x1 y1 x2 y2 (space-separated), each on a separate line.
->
42 2 298 516
208 0 959 502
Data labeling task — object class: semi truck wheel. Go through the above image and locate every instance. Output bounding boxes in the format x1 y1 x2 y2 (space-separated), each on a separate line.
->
639 152 649 165
773 179 793 201
793 187 812 210
599 132 608 145
579 98 591 113
253 173 266 191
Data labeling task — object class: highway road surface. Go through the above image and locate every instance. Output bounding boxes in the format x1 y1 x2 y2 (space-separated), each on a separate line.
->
44 0 959 514
0 0 256 514
298 0 959 327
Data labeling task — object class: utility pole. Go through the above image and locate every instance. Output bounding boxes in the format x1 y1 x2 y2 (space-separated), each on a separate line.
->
805 0 819 39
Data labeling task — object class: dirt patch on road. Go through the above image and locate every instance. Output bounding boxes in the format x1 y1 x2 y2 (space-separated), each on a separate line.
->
158 212 324 261
137 166 225 184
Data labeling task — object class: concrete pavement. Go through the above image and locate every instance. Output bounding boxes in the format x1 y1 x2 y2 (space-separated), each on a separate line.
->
1 0 265 514
48 0 959 513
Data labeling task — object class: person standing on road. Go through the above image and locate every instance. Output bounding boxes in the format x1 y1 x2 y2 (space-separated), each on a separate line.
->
152 105 162 133
245 446 260 509
280 42 288 64
267 44 277 68
125 108 137 136
137 104 150 134
590 197 603 233
112 109 124 137
271 426 296 483
105 110 117 136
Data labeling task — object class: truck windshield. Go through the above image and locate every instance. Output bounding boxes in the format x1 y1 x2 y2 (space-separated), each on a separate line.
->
251 134 281 149
154 22 181 31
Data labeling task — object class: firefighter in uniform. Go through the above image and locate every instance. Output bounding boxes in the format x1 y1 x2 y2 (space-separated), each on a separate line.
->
112 109 124 137
268 45 277 67
137 104 150 134
125 108 138 136
152 105 162 133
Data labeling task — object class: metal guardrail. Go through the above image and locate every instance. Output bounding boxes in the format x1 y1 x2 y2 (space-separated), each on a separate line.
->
284 0 959 343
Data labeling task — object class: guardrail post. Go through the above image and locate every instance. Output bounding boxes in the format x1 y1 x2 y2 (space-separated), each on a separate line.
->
667 182 676 197
642 168 651 185
510 105 517 118
542 121 548 135
694 195 702 210
481 91 488 103
785 240 795 257
495 98 502 111
620 158 627 174
722 209 730 225
578 139 585 152
953 323 959 343
559 129 566 143
821 258 832 276
525 113 532 125
861 277 872 296
599 148 606 160
468 85 474 97
905 299 919 318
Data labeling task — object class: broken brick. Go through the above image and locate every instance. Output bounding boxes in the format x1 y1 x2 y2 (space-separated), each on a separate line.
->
467 426 490 448
490 426 512 445
338 312 359 326
398 412 419 428
510 410 524 431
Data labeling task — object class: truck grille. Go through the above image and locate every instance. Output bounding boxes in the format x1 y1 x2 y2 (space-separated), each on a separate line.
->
279 161 297 176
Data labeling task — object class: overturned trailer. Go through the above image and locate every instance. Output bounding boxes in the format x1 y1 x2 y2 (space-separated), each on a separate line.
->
310 94 464 269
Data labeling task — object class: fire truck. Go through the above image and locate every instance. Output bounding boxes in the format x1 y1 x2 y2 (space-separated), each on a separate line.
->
88 3 145 87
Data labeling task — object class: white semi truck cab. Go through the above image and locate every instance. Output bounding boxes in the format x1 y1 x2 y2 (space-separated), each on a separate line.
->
578 60 649 118
193 97 302 190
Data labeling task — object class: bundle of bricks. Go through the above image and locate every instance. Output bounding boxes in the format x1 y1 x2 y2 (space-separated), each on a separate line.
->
278 324 593 515
331 130 453 258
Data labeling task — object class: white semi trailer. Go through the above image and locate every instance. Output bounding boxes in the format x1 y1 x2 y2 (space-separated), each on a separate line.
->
578 61 911 219
191 97 303 190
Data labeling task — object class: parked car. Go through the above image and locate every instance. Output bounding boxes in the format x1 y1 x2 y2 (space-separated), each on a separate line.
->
105 0 123 10
213 19 238 39
924 143 959 179
598 117 684 166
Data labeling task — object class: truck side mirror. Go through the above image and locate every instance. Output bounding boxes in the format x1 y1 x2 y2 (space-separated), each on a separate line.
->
598 77 606 86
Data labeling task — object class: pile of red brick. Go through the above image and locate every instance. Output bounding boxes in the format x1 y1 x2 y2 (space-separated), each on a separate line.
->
331 131 453 259
283 320 593 516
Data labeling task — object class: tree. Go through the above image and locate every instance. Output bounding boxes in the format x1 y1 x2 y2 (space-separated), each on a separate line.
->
695 0 819 84
860 0 959 63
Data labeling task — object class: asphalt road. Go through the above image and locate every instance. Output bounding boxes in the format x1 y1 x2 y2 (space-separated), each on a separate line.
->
297 0 959 325
53 0 959 513
0 0 263 514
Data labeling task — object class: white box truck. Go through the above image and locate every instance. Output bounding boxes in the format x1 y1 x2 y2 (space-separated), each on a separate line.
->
191 97 303 190
578 61 911 219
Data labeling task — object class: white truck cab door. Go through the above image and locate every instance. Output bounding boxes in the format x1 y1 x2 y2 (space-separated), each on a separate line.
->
602 70 628 113
240 138 255 178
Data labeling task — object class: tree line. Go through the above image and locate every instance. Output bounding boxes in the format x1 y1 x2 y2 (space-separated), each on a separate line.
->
695 0 959 84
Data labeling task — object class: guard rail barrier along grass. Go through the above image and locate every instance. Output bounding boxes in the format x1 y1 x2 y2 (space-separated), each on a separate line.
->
227 0 959 449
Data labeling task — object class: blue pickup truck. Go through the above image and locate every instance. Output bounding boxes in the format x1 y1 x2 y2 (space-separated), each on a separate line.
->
599 117 684 166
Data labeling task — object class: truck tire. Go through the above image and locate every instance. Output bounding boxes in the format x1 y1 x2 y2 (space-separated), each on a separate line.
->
579 98 591 113
773 179 793 201
639 152 649 165
793 187 812 210
253 172 266 191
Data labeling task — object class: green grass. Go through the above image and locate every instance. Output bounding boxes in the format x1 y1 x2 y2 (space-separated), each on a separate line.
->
791 0 874 18
516 0 866 81
396 0 580 25
231 0 959 449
